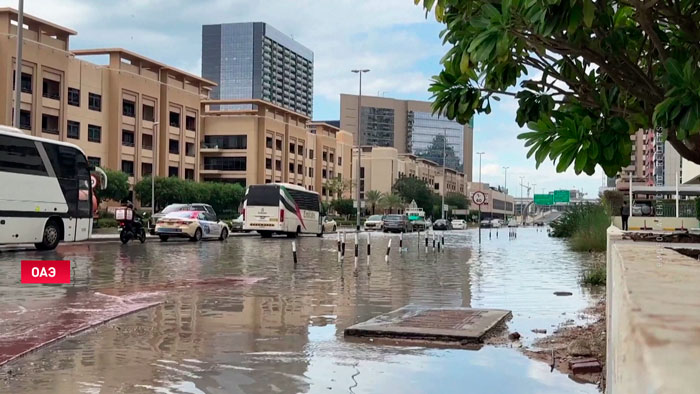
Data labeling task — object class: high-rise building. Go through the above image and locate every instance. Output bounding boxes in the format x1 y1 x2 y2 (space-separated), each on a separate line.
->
201 22 313 116
339 94 473 179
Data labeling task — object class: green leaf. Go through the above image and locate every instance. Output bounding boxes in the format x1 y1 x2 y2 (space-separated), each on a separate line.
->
574 149 588 173
568 5 582 34
556 148 577 172
459 50 470 74
582 0 594 28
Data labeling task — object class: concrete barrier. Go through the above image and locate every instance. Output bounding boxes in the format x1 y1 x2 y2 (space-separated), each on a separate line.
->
611 216 699 231
606 227 700 393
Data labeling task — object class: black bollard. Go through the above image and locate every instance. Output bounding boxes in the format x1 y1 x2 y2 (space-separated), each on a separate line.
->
292 241 297 265
385 238 392 263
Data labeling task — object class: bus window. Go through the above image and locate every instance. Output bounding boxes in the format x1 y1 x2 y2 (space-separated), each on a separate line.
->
246 185 280 206
42 143 92 218
0 135 47 176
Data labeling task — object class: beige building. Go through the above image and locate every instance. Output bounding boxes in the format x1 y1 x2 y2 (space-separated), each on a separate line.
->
200 99 353 199
340 94 473 180
467 182 515 219
0 9 214 187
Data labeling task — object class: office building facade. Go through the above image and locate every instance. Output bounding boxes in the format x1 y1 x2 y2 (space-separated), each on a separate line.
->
202 22 313 116
340 94 473 179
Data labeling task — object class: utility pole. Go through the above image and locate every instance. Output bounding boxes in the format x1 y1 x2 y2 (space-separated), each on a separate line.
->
519 176 525 224
441 128 447 220
351 69 369 232
151 122 160 213
476 152 485 243
13 0 24 129
502 166 509 195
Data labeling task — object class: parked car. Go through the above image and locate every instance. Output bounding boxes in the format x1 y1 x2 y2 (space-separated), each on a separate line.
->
411 218 427 231
155 210 229 242
451 219 467 230
508 219 519 227
480 219 492 228
424 218 433 229
433 219 452 231
383 214 412 233
490 219 502 228
322 217 337 232
364 215 384 231
149 203 215 234
230 214 245 232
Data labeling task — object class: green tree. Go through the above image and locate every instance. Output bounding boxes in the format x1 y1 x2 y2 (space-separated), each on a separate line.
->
365 190 384 214
380 193 404 214
330 198 355 217
418 0 700 176
99 169 129 203
444 192 470 210
392 177 437 214
326 176 352 199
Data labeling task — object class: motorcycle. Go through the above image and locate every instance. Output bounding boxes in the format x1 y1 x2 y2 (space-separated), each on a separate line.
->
115 207 146 244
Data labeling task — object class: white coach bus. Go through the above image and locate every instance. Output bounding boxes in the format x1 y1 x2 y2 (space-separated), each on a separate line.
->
0 126 94 250
242 183 323 238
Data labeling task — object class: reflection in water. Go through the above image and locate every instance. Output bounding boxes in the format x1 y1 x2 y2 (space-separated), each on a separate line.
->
0 229 599 393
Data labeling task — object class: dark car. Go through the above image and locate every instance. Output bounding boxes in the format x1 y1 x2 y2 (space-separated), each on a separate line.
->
382 214 412 233
433 219 453 231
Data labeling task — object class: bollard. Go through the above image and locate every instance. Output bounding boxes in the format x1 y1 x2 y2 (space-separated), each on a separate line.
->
337 231 342 261
432 232 436 251
400 232 404 251
425 231 428 253
385 238 392 263
366 232 371 274
354 232 359 275
496 230 498 238
441 233 445 246
437 237 441 252
342 231 346 257
292 241 297 265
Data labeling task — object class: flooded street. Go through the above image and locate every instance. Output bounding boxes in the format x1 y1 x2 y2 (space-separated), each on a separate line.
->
0 228 600 393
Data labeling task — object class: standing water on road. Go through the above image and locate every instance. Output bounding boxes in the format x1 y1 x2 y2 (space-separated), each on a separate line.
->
0 228 600 393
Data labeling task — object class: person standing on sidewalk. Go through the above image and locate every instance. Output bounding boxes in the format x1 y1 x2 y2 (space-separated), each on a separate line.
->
621 201 630 230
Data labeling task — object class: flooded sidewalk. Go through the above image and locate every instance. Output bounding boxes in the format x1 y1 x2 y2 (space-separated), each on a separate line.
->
0 228 600 393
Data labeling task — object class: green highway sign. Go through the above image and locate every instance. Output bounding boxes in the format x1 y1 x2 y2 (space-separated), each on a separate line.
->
553 190 571 203
534 194 553 205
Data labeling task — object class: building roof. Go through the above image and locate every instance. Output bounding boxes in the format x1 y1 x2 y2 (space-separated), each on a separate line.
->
308 122 340 133
201 98 310 120
72 48 217 87
0 8 77 36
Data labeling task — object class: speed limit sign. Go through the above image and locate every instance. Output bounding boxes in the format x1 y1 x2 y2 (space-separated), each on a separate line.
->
472 191 486 205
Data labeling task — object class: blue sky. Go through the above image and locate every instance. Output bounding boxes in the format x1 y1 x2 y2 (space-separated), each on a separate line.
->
9 0 604 197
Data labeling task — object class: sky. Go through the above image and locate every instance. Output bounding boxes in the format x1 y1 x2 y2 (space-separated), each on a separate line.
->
6 0 605 197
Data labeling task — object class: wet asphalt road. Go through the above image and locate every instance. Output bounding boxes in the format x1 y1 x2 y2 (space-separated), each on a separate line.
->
0 228 601 394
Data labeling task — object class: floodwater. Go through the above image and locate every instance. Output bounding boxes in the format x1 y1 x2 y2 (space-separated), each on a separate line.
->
0 228 601 394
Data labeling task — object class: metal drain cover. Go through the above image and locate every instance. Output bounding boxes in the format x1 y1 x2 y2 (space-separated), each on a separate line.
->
344 305 511 343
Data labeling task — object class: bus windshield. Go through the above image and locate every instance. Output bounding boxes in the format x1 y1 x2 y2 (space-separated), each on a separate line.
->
246 185 280 206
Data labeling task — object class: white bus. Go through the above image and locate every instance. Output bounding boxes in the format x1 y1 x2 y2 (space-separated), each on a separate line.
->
243 183 322 237
0 126 94 250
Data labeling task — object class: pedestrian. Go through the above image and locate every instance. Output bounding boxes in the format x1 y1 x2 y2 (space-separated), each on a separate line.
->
621 201 630 231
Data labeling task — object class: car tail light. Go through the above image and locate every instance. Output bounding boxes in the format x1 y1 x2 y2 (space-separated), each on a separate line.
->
280 209 285 222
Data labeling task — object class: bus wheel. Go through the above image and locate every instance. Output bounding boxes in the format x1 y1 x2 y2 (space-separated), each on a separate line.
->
35 220 61 250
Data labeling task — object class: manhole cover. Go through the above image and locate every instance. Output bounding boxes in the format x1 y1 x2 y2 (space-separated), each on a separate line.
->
345 305 511 344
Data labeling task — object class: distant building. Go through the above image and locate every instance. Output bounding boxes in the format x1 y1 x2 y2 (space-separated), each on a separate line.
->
339 94 474 179
202 22 313 116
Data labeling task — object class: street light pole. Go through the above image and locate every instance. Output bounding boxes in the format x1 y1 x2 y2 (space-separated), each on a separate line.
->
519 176 525 224
351 69 369 232
502 166 509 195
13 0 24 128
476 151 485 243
441 128 447 220
151 122 159 214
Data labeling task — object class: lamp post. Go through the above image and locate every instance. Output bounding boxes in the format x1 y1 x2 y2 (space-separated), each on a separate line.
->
502 166 509 195
351 69 369 232
441 128 447 220
519 176 525 224
13 0 24 128
151 121 159 214
476 151 485 243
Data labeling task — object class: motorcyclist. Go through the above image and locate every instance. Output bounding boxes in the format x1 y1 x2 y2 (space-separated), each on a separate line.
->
125 201 144 225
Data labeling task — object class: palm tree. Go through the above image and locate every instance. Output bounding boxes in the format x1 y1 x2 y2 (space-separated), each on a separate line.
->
380 193 404 214
365 190 383 215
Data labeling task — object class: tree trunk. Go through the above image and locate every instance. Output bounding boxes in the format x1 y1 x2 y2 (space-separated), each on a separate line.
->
667 127 700 165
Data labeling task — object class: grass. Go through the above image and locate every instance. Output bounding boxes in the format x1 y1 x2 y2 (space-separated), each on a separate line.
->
550 204 610 252
582 264 606 286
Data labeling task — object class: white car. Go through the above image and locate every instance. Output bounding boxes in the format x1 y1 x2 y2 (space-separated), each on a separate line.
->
507 219 519 227
155 210 229 241
491 219 502 228
451 219 467 230
322 217 337 232
363 215 384 231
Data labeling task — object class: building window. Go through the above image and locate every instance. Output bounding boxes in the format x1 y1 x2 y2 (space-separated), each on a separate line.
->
185 115 196 131
168 166 179 177
87 156 101 168
289 162 295 173
88 93 102 111
123 99 135 117
338 156 342 165
88 125 101 142
289 142 296 154
18 110 31 130
308 168 314 177
142 134 153 150
141 162 152 177
265 179 272 184
143 104 155 121
266 136 273 149
330 153 334 163
298 145 304 155
67 120 80 139
169 111 180 127
169 139 179 154
13 71 32 93
121 160 134 176
185 169 195 180
186 142 195 157
203 135 247 149
275 160 281 171
322 169 327 179
322 187 327 196
275 139 282 150
322 151 328 162
41 114 59 135
67 88 80 106
266 158 272 169
42 79 60 100
360 167 365 178
309 149 314 159
297 164 303 174
122 130 135 147
203 157 247 171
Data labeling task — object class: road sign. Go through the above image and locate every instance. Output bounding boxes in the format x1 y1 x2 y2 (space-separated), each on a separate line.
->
472 191 487 205
553 190 570 203
534 194 554 205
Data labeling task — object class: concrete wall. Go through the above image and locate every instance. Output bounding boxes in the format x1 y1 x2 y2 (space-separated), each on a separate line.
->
606 227 700 393
611 216 699 231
